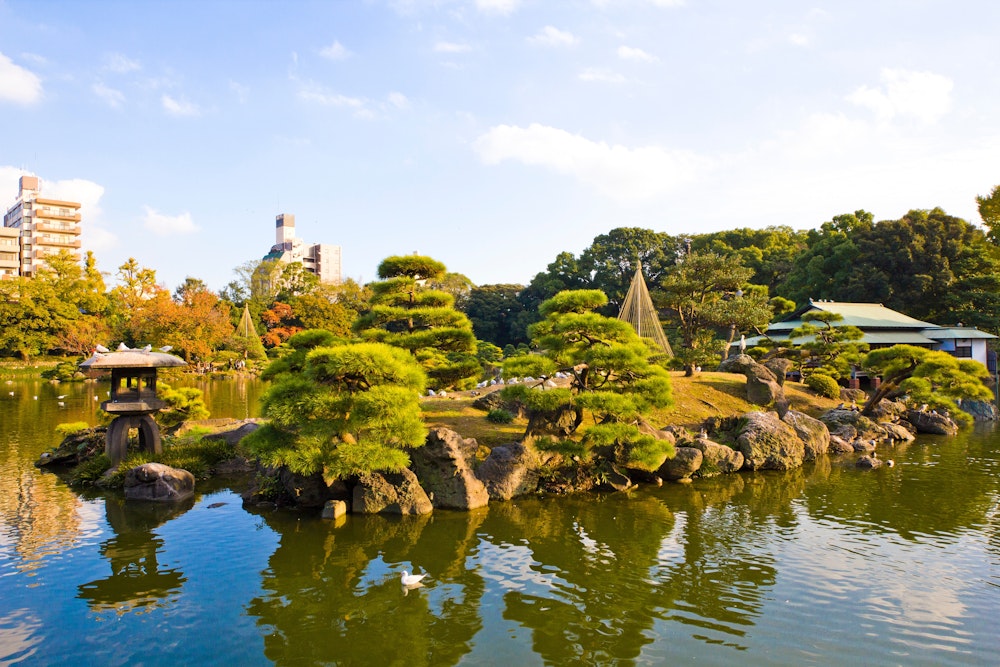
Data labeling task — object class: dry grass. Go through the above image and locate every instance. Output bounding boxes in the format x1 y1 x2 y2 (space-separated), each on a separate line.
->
420 371 842 445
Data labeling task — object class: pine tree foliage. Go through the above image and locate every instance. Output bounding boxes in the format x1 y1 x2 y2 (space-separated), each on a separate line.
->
502 289 674 470
244 330 428 480
354 255 479 390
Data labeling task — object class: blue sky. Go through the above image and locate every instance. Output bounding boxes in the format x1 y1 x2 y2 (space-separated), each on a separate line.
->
1 0 998 292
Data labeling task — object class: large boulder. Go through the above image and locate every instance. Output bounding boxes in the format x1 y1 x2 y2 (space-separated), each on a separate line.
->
733 412 805 471
410 428 489 510
907 409 959 435
475 442 540 501
124 463 195 502
658 446 703 481
960 399 999 422
880 422 916 443
352 468 433 515
202 420 261 447
690 437 744 475
763 358 793 386
719 354 786 407
819 408 883 443
278 468 349 509
781 410 830 460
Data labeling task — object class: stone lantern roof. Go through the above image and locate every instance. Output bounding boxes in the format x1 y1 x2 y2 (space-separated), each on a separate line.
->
80 343 187 370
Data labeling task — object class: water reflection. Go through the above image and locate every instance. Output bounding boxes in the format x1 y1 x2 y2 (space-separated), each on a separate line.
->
246 508 487 666
77 495 192 614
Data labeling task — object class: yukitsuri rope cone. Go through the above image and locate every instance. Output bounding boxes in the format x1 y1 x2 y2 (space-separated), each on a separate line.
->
617 262 673 358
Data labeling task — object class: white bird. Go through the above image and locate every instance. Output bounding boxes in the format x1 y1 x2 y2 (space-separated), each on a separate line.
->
142 345 152 353
401 570 428 587
95 344 110 353
159 345 172 352
57 394 67 399
117 343 129 351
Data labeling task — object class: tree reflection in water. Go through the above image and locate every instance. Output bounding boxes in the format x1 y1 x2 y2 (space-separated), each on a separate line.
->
77 495 192 614
245 507 488 666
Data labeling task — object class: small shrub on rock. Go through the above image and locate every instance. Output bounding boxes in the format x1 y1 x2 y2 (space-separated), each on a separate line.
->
486 408 514 424
805 373 840 399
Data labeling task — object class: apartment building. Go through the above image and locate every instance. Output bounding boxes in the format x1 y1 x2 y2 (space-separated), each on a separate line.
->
265 213 342 284
2 175 83 277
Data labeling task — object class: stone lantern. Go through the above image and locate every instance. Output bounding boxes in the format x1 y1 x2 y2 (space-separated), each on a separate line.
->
79 344 187 464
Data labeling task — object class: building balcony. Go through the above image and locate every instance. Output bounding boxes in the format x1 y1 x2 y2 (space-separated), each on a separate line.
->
35 238 82 250
34 221 80 234
34 210 82 222
0 258 18 269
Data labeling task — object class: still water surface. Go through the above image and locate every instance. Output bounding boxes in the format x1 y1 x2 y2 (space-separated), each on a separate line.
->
1 377 999 665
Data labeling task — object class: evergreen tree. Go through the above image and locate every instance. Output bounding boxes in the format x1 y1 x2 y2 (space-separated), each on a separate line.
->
354 255 479 390
243 331 427 480
501 289 675 471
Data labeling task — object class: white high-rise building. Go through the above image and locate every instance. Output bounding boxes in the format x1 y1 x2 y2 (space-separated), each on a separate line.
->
2 175 83 278
265 213 342 284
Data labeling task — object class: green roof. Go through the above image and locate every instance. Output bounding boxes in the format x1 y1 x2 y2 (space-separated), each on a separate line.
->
924 327 996 340
772 301 937 330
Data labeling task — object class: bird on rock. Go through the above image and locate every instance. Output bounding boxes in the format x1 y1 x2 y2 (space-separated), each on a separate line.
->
400 570 428 587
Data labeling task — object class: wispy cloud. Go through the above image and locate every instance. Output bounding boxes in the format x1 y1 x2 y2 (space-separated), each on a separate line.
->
298 84 365 109
320 40 353 60
92 82 125 108
434 41 472 53
162 94 201 117
476 0 520 15
387 92 410 110
593 0 685 7
0 52 42 105
579 67 627 84
848 68 953 124
105 53 141 73
143 206 198 235
230 81 249 103
528 26 578 47
617 46 658 62
474 123 710 202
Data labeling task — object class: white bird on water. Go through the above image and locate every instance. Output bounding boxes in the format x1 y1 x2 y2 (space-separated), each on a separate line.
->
401 570 428 587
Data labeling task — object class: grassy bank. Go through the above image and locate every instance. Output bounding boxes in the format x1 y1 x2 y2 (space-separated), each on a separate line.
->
421 371 842 447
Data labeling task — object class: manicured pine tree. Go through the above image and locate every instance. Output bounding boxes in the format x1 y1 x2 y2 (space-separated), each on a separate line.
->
353 255 480 390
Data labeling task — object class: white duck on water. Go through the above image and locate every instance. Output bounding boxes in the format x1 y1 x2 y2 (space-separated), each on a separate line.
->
400 570 428 587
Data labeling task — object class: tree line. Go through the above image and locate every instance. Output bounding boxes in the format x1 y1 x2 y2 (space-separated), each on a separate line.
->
2 192 999 376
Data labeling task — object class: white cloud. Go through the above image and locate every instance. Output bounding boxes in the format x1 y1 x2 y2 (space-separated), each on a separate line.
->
387 92 410 109
617 45 658 62
320 40 352 60
434 41 471 53
788 33 809 47
298 84 364 109
529 26 578 47
0 52 42 105
579 67 627 84
105 53 141 73
847 68 953 124
476 0 520 15
92 82 125 108
143 206 198 236
161 94 201 117
593 0 684 6
230 81 249 103
474 123 711 202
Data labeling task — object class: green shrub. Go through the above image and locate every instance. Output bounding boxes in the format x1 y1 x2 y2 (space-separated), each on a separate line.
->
71 454 113 485
486 408 514 424
805 372 840 399
55 421 91 437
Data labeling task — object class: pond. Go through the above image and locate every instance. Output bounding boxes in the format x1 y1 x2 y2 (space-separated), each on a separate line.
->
1 377 999 665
